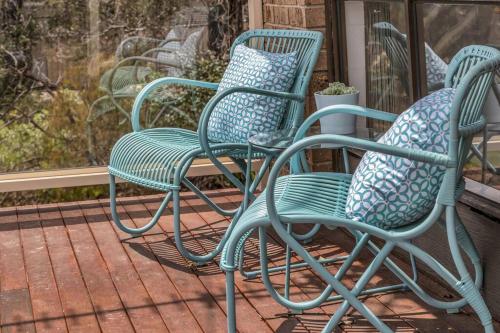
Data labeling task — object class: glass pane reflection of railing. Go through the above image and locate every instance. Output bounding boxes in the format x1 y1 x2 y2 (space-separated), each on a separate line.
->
0 1 249 173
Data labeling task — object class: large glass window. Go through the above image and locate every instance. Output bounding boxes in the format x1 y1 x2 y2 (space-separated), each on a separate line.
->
328 0 500 191
0 0 248 173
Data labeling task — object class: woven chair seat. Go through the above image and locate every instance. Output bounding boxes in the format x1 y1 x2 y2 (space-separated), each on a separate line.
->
109 128 260 191
109 128 204 191
221 172 352 269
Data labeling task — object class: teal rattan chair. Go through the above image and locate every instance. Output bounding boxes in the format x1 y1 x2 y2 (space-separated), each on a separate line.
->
108 29 323 265
221 45 500 333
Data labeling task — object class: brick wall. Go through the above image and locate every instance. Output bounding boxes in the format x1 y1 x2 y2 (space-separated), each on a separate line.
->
262 0 328 92
262 0 337 170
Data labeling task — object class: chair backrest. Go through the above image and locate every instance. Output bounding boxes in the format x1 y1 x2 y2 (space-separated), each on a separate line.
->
445 46 499 89
229 29 323 130
446 45 500 175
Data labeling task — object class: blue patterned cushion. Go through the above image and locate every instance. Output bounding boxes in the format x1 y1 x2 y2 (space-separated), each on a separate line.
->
345 88 455 229
207 44 298 143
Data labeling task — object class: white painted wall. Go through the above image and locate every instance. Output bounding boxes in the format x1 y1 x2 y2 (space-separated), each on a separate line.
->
344 1 366 108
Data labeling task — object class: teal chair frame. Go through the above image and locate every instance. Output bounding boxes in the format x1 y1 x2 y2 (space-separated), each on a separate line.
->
108 29 323 265
221 45 500 333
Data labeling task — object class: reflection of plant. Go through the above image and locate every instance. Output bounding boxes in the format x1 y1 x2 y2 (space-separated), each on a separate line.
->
0 0 53 119
0 88 88 172
0 106 48 172
207 0 246 54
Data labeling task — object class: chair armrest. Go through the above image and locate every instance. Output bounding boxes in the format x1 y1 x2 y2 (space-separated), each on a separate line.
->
294 105 398 142
131 77 219 131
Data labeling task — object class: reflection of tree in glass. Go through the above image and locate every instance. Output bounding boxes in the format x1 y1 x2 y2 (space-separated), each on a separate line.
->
423 4 500 62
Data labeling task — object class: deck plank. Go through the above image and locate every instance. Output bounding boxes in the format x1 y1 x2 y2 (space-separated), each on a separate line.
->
99 197 204 333
37 204 101 333
58 202 135 333
0 289 36 333
17 206 68 333
0 208 36 333
175 195 276 333
0 208 28 291
78 200 169 333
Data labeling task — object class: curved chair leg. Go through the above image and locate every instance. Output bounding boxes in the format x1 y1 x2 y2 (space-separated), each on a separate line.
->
237 224 345 280
361 213 484 314
455 278 495 333
110 172 241 265
446 206 494 333
182 178 239 217
453 211 483 288
258 227 394 332
410 251 419 284
284 224 292 301
322 241 396 333
293 223 321 244
439 209 484 314
109 174 170 235
171 189 239 265
226 271 237 333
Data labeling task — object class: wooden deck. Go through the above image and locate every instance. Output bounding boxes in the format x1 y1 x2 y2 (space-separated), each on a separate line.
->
0 189 498 333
